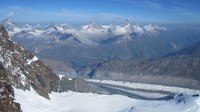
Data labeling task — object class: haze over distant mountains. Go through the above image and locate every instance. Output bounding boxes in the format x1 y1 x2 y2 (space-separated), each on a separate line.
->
2 18 200 69
1 18 200 86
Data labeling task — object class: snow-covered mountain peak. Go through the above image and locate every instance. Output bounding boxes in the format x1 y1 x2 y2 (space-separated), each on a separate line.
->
20 24 33 31
59 23 71 29
1 18 15 26
121 18 134 28
0 18 21 36
45 22 59 30
82 21 102 30
34 24 43 29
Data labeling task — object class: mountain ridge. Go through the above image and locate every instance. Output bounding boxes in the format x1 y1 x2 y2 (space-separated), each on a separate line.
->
164 41 200 57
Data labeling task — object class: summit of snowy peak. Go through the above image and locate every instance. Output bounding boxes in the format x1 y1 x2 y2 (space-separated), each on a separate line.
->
45 22 59 30
0 18 20 32
20 24 33 30
59 23 71 29
82 21 102 29
21 24 31 28
121 18 134 27
1 18 15 26
34 24 43 29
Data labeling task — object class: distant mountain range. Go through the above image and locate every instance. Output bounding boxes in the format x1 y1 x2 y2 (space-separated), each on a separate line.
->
1 18 168 44
1 18 200 77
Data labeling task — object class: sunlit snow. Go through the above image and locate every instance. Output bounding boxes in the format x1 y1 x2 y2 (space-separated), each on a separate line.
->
14 87 200 112
14 88 136 112
26 56 38 65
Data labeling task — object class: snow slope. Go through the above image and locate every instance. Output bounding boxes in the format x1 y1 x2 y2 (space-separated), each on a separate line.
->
14 88 135 112
15 87 200 112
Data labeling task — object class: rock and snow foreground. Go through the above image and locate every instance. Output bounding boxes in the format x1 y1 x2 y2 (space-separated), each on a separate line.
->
15 87 200 112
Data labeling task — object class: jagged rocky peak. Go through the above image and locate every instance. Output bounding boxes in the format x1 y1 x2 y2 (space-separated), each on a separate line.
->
0 24 9 39
121 18 134 27
1 18 15 26
83 21 102 29
0 18 18 32
46 22 58 30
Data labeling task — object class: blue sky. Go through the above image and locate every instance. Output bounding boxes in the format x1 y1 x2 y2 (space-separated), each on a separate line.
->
0 0 200 25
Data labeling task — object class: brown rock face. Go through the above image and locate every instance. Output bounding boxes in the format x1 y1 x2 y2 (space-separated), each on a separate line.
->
0 24 65 99
0 24 9 39
0 63 21 112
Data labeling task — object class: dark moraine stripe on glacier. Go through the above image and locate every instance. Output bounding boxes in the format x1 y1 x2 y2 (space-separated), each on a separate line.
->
89 82 174 100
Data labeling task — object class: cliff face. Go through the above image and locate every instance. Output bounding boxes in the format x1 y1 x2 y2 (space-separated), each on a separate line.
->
0 63 21 112
0 24 59 98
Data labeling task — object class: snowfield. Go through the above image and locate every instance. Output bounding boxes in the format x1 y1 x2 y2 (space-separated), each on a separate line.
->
15 86 200 112
14 88 135 112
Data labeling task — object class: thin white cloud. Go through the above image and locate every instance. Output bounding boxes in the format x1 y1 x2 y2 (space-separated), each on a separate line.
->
145 1 162 10
144 24 166 32
3 6 134 24
7 6 24 11
114 0 200 21
6 11 15 18
113 0 163 10
2 4 196 24
171 6 200 19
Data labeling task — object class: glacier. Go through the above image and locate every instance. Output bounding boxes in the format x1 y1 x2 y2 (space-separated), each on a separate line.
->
14 87 200 112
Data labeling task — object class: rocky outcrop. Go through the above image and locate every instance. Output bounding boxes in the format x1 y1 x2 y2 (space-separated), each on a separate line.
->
0 63 21 112
58 76 95 93
1 24 56 98
0 25 9 39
